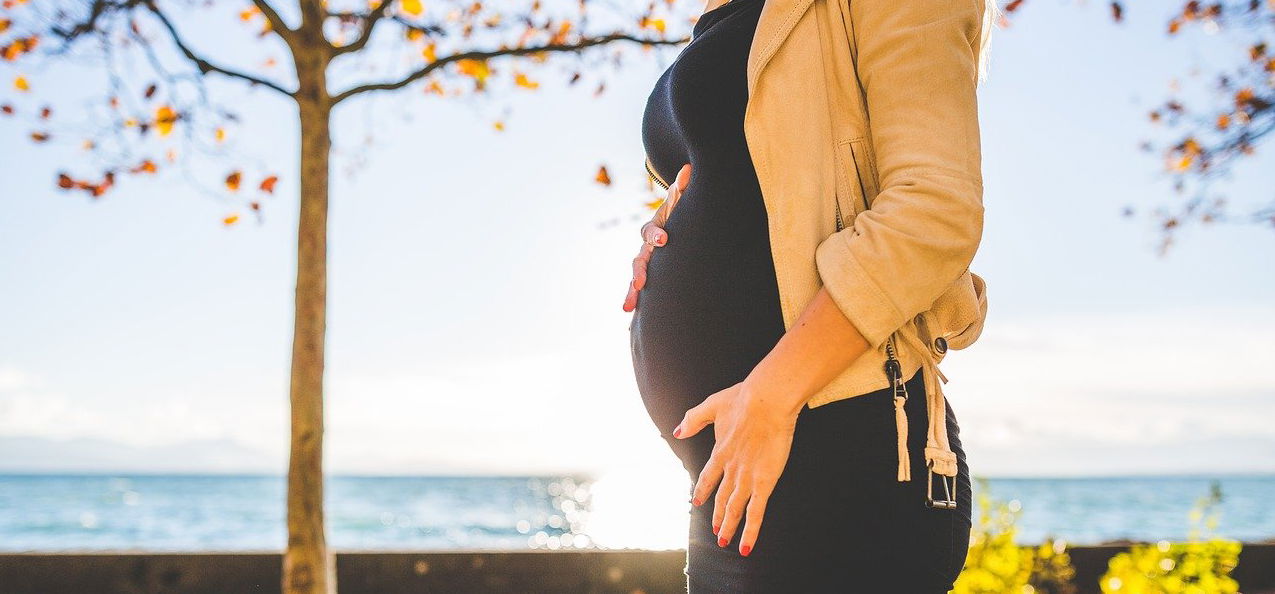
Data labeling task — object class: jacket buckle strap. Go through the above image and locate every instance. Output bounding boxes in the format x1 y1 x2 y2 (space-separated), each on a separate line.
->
925 458 958 510
888 327 960 510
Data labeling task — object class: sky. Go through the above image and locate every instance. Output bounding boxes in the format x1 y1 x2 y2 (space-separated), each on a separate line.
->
0 0 1273 480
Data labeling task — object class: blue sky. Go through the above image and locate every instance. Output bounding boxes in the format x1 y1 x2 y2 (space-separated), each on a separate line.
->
0 0 1272 479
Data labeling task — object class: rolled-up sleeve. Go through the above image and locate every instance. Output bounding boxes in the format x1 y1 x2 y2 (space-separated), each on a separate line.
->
815 0 986 350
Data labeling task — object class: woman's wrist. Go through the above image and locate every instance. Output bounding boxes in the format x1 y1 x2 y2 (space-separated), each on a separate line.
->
741 361 809 420
741 287 873 419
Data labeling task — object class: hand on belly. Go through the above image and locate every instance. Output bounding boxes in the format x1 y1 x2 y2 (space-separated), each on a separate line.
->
623 162 692 313
672 380 801 558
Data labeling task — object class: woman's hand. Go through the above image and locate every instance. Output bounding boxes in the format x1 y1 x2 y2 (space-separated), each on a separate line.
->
622 163 692 312
672 379 800 558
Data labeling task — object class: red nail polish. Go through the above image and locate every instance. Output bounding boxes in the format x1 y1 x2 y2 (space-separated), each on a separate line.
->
672 426 682 438
691 497 701 506
741 544 752 556
718 536 728 547
712 524 719 535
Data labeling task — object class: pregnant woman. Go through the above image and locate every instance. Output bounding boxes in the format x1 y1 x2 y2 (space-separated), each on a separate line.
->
623 0 996 591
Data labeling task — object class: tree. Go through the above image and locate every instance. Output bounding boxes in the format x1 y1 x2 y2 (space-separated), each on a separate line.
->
0 1 686 592
1003 1 1275 253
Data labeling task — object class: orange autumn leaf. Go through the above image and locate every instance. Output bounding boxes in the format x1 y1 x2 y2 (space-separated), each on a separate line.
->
14 75 29 91
1170 154 1193 172
0 18 10 34
215 127 226 142
1235 87 1256 109
259 175 278 193
645 198 664 210
640 17 666 34
2 36 38 61
225 171 242 191
131 159 158 174
457 58 490 87
514 72 539 89
155 105 177 136
223 214 241 226
423 43 436 62
401 0 423 16
493 120 504 131
595 165 611 186
549 21 571 44
30 131 49 142
1216 114 1230 130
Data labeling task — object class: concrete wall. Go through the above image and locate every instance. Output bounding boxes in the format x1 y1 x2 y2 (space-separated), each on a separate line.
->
0 546 1272 594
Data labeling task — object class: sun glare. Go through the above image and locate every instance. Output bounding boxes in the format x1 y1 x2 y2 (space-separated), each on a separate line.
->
584 462 691 550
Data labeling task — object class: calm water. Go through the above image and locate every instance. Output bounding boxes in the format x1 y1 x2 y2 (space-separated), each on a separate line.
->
0 473 1272 552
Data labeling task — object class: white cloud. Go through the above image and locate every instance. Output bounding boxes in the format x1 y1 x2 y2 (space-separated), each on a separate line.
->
1 303 1272 475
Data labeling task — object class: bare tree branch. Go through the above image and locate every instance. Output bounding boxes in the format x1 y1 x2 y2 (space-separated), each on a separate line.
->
251 0 297 43
143 0 295 97
331 33 688 104
332 0 393 56
51 0 141 45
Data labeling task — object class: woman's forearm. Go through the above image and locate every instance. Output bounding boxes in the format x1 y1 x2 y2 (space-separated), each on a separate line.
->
743 286 871 417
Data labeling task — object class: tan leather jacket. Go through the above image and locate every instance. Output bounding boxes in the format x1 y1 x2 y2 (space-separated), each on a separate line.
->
643 0 990 489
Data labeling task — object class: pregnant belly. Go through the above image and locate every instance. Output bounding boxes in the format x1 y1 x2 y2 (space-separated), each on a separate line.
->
628 194 786 431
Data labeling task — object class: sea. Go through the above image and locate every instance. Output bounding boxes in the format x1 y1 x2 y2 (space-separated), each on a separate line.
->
0 473 1272 552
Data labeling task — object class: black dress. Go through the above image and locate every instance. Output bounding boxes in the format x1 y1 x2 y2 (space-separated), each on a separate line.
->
628 0 974 590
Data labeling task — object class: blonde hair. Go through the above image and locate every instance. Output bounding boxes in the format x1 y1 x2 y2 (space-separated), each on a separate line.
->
974 0 1003 85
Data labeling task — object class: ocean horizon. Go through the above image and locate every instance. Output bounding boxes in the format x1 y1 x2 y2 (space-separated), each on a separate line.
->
2 472 1273 553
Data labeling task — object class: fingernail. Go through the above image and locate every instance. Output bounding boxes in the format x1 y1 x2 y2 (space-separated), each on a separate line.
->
712 523 719 535
672 425 682 438
740 544 752 556
718 536 728 547
691 497 701 506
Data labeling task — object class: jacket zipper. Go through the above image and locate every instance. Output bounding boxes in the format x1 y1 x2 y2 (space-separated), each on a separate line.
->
883 333 904 398
645 157 670 190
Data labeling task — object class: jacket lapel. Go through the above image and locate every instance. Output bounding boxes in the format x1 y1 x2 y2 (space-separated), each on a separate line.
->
746 0 817 96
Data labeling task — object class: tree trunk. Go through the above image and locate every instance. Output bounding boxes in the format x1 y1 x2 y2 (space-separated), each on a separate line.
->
284 43 335 594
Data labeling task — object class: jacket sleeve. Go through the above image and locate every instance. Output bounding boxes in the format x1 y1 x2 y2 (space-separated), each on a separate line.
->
814 0 986 351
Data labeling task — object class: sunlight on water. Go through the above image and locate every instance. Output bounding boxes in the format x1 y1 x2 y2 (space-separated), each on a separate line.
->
583 463 690 550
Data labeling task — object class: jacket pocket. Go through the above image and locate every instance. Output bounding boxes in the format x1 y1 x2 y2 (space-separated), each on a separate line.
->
833 137 882 226
848 137 880 208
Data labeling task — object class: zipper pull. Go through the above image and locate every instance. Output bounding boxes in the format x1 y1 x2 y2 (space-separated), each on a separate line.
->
883 334 906 400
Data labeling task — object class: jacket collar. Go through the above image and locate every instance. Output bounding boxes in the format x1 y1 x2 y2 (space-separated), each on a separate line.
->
746 0 818 96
